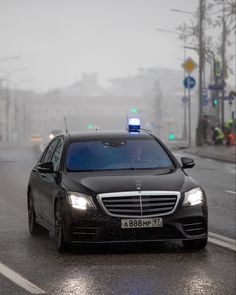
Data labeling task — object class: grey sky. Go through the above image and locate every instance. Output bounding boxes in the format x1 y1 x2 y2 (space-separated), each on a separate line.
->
0 0 232 91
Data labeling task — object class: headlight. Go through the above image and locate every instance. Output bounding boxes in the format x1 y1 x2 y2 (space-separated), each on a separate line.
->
183 187 204 206
68 192 96 210
49 134 54 140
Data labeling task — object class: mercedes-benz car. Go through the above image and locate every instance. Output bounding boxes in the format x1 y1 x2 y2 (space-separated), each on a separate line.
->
27 128 208 251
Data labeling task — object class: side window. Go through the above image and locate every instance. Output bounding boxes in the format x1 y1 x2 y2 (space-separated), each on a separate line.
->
42 139 60 163
51 139 63 171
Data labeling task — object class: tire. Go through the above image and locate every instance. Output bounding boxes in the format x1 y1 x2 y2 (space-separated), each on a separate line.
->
28 192 44 235
55 200 67 252
183 238 208 251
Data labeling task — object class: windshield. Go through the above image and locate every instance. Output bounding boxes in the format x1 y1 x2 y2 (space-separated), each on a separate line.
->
66 138 174 171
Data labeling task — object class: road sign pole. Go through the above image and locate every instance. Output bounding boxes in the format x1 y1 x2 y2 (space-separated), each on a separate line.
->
183 101 187 139
196 0 204 147
182 58 197 145
183 75 196 147
188 79 191 147
216 91 220 125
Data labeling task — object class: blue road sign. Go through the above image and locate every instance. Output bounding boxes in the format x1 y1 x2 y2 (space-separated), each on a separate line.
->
183 76 196 89
208 81 226 91
222 96 234 101
208 84 223 90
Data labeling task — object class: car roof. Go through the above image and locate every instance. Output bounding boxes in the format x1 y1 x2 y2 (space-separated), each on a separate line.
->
62 130 155 141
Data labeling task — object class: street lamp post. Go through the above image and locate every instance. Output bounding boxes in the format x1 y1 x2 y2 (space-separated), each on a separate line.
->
12 79 33 141
221 1 226 130
171 1 206 146
204 49 220 125
0 56 20 141
195 0 205 146
4 68 28 141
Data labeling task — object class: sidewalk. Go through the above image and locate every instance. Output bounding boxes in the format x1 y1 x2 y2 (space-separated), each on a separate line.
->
167 140 235 164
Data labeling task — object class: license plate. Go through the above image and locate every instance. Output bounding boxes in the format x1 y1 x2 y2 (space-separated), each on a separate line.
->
121 218 163 229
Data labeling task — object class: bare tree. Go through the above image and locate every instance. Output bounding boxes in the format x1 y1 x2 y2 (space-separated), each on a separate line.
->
213 0 236 33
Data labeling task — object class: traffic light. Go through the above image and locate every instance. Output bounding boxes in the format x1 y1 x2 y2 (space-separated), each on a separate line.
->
168 133 175 140
212 98 219 107
131 107 137 113
87 124 93 129
214 59 221 77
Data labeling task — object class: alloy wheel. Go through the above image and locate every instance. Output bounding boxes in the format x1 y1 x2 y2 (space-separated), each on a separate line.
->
55 202 66 251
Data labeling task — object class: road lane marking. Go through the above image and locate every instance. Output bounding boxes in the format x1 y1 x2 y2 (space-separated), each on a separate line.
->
0 263 45 294
208 232 236 251
225 190 236 195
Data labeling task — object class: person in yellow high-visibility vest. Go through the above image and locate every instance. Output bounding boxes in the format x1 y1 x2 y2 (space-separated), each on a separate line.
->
212 126 224 145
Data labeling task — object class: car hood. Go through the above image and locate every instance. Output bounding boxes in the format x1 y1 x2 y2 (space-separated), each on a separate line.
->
63 169 197 195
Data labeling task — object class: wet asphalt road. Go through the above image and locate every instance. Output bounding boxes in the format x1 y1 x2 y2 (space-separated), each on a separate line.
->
0 143 235 295
174 150 236 239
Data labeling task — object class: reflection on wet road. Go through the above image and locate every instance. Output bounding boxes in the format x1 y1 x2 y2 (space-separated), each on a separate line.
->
174 151 236 239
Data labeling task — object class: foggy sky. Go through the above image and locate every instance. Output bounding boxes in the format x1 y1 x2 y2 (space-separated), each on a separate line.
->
0 0 234 91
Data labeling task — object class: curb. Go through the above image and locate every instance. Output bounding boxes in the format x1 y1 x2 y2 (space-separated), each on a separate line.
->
208 232 236 252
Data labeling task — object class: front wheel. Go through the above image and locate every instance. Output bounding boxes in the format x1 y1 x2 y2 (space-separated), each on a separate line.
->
183 238 208 251
55 201 67 252
28 193 44 235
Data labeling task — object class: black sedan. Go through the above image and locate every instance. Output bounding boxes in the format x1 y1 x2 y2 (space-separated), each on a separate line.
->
27 130 208 251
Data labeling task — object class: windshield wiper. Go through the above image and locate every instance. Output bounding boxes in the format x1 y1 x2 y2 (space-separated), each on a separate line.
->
153 167 175 174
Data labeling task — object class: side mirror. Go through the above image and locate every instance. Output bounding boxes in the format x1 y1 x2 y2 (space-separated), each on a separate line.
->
38 162 54 173
181 157 195 169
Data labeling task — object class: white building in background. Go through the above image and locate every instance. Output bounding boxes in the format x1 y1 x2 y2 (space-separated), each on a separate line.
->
4 69 234 143
15 69 190 142
62 73 107 97
26 94 155 139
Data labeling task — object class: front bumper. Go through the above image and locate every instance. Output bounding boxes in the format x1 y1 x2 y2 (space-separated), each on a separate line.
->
62 201 208 244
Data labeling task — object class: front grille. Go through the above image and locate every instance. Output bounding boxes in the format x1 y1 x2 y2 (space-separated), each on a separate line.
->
97 191 180 217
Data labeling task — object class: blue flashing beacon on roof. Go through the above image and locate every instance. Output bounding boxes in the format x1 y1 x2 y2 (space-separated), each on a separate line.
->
128 117 141 133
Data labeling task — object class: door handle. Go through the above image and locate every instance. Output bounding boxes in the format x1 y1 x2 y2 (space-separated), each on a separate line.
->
41 174 46 178
33 168 37 172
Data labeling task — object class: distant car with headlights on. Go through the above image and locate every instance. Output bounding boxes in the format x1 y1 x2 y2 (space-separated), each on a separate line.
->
27 122 208 252
48 129 62 140
30 133 43 142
